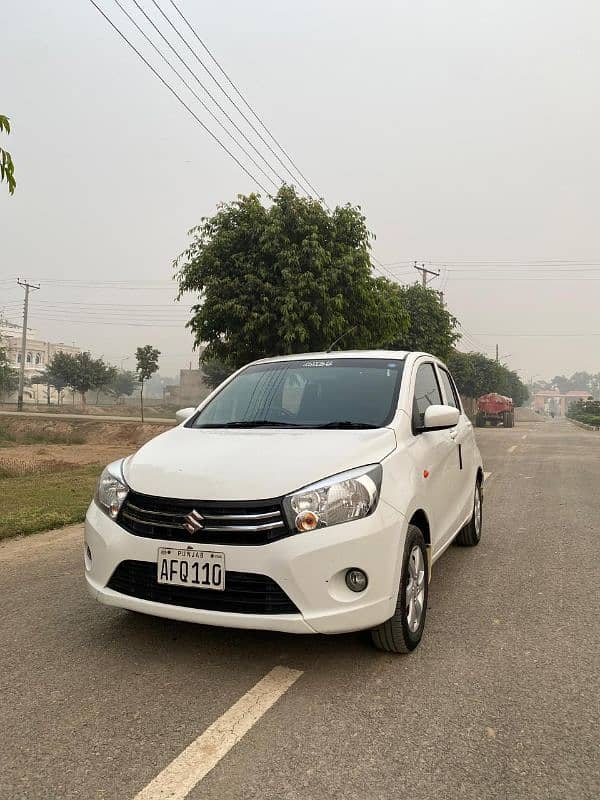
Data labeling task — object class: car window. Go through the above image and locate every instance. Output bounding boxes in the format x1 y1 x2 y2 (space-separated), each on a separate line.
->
412 363 442 429
438 367 460 410
191 358 405 429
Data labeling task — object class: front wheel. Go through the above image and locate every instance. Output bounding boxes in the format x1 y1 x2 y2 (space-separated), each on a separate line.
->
370 525 429 654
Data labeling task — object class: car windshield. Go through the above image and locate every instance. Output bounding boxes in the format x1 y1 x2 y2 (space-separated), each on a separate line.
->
191 358 405 429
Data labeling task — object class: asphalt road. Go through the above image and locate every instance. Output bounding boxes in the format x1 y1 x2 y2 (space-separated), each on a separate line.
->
1 412 598 799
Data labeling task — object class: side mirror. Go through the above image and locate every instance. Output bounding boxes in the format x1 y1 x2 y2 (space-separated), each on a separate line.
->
175 407 196 424
423 404 460 430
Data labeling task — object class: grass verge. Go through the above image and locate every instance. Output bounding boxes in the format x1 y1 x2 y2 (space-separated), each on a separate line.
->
0 425 85 447
0 464 102 540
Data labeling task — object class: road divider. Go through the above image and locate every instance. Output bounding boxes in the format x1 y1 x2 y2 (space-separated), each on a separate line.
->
133 666 303 800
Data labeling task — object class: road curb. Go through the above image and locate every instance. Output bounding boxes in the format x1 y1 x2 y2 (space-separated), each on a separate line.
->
566 417 600 432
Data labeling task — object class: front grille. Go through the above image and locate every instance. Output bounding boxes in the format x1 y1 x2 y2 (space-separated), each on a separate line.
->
118 491 291 546
107 560 299 615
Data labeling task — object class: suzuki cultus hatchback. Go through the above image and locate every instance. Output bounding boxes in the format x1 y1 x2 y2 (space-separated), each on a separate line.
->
85 351 484 653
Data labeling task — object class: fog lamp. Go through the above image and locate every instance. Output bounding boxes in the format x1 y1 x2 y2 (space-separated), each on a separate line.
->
345 568 368 592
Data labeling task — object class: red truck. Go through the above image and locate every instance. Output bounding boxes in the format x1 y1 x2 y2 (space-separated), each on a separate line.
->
475 393 515 428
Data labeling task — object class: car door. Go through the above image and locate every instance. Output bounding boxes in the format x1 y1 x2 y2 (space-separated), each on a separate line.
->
407 361 458 553
436 364 473 538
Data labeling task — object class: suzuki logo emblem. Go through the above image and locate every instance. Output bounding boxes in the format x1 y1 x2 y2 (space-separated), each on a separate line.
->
183 509 204 534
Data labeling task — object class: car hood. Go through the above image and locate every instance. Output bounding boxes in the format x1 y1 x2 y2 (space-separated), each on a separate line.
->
123 426 397 501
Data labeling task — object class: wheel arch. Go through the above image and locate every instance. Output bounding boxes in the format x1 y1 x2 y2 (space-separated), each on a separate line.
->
409 509 431 545
408 509 432 580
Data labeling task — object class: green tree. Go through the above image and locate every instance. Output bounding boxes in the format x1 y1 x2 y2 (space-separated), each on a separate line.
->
47 351 111 406
107 370 137 403
44 355 70 405
0 342 18 399
201 359 234 390
92 363 118 404
0 115 16 195
135 345 160 422
389 284 459 359
175 186 408 369
447 351 528 405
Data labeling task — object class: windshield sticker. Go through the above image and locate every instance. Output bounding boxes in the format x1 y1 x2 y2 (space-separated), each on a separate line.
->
301 360 333 368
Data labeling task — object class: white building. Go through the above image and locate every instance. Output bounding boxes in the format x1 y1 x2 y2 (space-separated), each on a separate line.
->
0 320 80 402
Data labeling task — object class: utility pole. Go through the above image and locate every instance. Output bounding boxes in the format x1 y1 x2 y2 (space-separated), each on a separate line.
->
436 290 445 307
414 261 440 288
16 279 40 412
495 343 499 363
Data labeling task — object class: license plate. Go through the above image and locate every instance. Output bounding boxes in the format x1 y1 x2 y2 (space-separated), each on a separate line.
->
156 548 225 591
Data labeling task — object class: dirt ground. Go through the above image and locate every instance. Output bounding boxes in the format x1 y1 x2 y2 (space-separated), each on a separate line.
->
0 418 172 474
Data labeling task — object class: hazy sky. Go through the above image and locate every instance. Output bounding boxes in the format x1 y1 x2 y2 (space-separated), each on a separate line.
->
1 0 599 381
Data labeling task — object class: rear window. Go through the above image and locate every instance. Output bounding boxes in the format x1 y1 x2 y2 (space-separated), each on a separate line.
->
191 358 405 429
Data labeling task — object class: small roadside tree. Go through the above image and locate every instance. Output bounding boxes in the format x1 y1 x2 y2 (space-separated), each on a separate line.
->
108 370 137 404
44 357 70 405
91 363 118 405
0 342 18 400
47 351 111 407
135 346 160 422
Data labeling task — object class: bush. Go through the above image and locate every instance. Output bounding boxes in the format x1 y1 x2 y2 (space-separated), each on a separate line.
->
567 399 600 426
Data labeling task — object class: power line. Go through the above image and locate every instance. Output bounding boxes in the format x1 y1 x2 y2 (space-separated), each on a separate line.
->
145 0 299 192
87 0 272 193
112 0 280 191
125 0 286 190
166 0 322 199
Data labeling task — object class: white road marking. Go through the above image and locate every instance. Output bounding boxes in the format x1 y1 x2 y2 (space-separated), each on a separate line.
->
134 666 303 800
522 434 528 440
508 445 517 453
484 471 492 480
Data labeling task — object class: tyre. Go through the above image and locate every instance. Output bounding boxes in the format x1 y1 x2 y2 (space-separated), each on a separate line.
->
371 525 429 654
509 412 515 428
475 412 484 427
455 480 483 547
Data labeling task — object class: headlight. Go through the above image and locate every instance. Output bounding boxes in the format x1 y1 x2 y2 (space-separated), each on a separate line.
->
95 459 128 519
283 464 382 532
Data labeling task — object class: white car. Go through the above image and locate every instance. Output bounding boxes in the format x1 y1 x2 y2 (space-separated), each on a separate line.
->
85 351 484 653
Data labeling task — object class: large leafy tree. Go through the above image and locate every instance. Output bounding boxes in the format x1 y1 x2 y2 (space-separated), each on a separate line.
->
0 115 16 195
389 284 459 360
201 359 234 390
447 350 528 405
175 186 408 369
135 345 160 422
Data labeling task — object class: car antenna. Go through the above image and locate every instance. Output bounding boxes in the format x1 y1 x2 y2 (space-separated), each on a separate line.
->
327 325 358 353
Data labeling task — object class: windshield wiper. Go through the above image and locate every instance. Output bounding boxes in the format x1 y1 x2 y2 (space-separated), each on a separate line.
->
197 420 303 429
315 421 378 429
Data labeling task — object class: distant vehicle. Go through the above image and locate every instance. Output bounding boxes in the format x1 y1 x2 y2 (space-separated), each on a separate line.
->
475 393 515 428
85 351 484 654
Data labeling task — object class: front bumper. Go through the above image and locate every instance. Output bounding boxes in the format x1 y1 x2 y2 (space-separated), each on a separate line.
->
84 499 406 635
